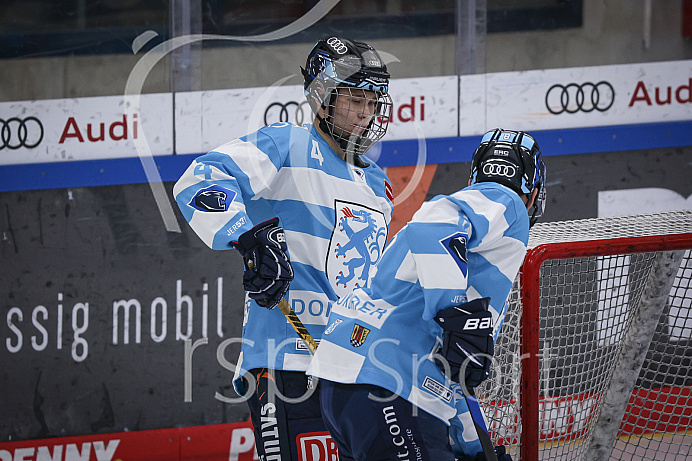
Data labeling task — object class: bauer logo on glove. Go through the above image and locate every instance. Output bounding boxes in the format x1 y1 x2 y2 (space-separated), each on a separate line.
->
434 297 494 389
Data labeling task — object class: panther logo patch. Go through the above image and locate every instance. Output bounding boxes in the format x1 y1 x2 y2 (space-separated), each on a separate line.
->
189 185 236 212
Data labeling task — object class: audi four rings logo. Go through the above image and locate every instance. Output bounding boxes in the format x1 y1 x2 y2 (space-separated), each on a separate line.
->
327 37 348 54
482 162 517 178
545 81 615 114
264 101 311 126
1 117 44 149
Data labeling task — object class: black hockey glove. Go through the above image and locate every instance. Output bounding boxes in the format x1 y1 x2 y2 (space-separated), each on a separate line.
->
232 217 293 310
458 445 512 461
434 297 494 389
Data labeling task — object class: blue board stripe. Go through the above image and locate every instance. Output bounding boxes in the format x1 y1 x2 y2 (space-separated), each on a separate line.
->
375 119 692 167
1 120 690 192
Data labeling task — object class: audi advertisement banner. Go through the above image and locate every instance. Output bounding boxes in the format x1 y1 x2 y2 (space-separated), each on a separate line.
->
0 94 172 166
173 75 458 155
460 59 692 134
2 60 690 166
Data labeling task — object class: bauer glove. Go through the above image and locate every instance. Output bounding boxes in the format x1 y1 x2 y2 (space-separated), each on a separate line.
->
435 297 494 389
232 217 293 310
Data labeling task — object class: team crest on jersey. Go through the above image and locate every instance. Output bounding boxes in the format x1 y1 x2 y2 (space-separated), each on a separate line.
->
326 200 388 298
350 324 370 347
440 232 469 278
189 185 236 212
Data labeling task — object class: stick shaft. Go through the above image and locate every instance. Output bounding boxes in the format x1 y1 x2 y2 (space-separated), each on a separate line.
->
278 298 318 354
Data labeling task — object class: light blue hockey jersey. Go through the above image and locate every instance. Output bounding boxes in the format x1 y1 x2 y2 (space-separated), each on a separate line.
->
307 182 529 427
173 122 392 392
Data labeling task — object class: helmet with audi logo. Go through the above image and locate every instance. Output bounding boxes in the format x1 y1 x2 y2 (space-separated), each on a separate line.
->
301 36 393 158
469 128 547 226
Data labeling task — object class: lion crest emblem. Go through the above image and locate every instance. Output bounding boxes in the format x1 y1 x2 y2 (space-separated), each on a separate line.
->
326 200 387 299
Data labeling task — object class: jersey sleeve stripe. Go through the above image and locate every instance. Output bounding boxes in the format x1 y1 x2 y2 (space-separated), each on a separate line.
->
188 209 246 249
411 197 462 226
212 138 279 197
470 236 527 282
393 250 417 283
172 161 203 223
413 253 468 290
454 189 510 250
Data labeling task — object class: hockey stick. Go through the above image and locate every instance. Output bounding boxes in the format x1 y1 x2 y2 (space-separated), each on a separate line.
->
277 298 318 355
464 390 499 461
246 261 318 355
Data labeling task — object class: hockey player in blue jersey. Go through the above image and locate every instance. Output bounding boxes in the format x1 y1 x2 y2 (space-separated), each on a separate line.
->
307 128 547 461
173 36 394 460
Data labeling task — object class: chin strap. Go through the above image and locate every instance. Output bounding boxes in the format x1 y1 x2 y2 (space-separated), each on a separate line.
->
529 206 539 228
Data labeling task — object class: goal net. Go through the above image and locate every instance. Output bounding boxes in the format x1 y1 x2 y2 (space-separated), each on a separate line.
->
477 209 692 461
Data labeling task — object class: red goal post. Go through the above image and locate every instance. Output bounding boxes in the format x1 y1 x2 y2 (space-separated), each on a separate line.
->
478 210 692 461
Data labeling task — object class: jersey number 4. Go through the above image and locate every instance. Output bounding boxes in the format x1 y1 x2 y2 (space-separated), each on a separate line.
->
311 140 324 166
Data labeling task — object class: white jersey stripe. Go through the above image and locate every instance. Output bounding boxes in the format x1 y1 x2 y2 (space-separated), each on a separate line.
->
473 236 527 281
409 384 457 423
453 189 510 251
282 353 313 371
258 166 392 222
284 229 329 271
394 250 417 283
412 197 462 226
188 205 246 247
306 341 364 383
414 253 468 290
213 139 278 195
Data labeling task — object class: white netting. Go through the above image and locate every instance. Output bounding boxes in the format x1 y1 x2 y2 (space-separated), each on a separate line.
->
528 210 692 248
478 210 692 461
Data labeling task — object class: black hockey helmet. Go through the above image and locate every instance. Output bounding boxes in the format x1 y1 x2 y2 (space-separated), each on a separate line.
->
301 36 392 157
302 36 390 102
469 128 547 226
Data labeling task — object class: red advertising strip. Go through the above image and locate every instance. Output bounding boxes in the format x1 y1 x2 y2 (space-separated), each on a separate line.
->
181 422 257 461
623 386 692 435
0 422 257 461
487 386 692 446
